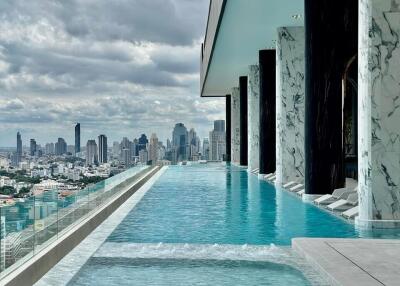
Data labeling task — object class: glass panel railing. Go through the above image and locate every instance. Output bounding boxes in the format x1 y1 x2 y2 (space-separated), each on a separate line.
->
0 165 151 279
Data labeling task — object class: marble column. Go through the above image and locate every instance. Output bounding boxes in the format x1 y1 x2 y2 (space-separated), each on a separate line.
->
239 76 248 166
248 65 260 172
276 27 305 186
357 0 400 228
259 50 276 176
304 0 358 195
231 87 241 165
226 95 231 162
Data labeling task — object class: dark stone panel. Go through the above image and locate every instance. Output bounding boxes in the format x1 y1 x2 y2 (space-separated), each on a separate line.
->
304 0 358 194
226 94 232 162
239 76 248 166
259 50 276 175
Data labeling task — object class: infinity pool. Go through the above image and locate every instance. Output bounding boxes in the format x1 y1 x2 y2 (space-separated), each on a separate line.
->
68 164 361 285
107 164 358 245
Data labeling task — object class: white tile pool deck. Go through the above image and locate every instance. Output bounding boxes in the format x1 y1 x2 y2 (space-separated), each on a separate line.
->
293 238 400 286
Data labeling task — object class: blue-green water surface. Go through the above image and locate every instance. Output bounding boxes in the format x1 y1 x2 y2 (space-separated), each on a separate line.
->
107 164 358 245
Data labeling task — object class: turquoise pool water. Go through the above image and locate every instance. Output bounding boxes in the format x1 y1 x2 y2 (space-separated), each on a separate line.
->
107 164 358 245
69 258 312 286
69 164 363 285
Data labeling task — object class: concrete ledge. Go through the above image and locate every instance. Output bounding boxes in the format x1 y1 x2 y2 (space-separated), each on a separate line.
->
293 238 400 286
0 166 160 286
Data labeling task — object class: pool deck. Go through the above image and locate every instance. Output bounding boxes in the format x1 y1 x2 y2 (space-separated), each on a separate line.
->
293 238 400 286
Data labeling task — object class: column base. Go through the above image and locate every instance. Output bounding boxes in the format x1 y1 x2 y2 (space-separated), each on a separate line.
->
302 194 322 203
355 217 400 229
258 174 266 180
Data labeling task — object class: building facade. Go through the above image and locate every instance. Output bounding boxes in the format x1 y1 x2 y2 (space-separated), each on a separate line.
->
98 135 108 164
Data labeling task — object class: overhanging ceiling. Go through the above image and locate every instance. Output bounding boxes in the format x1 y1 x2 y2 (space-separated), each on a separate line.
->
201 0 304 97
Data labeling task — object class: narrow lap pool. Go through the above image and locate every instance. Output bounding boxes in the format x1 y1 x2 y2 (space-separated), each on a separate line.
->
68 164 361 285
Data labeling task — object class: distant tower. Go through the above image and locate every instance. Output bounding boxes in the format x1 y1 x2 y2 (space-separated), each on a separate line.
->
86 140 98 166
148 133 159 164
214 120 225 132
16 132 22 162
209 120 226 161
30 139 37 156
98 135 108 164
75 123 80 155
55 138 67 155
172 123 188 162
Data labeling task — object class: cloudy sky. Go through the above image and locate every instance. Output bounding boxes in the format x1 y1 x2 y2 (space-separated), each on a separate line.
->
0 0 225 147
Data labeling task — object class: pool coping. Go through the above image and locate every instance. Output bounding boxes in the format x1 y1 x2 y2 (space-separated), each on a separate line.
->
0 166 161 286
293 237 400 286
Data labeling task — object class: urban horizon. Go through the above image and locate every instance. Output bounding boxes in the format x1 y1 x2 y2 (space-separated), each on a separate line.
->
0 121 221 149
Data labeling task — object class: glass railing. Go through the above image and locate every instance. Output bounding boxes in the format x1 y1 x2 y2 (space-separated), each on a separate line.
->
0 165 150 278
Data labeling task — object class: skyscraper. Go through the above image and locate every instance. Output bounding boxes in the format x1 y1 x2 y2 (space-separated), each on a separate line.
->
16 132 22 163
98 135 108 164
214 120 225 132
148 133 158 164
139 149 148 164
55 138 67 155
75 123 80 155
172 123 188 162
120 137 132 166
45 143 55 155
202 138 210 160
209 120 226 161
138 134 148 153
86 140 98 166
30 139 37 156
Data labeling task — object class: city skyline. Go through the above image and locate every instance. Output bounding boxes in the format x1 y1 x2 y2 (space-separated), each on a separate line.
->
0 0 224 147
0 121 222 149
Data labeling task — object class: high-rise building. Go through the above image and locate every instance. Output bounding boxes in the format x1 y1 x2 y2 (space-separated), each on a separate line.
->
112 141 120 158
172 123 188 163
139 149 148 164
15 132 22 165
202 138 210 160
86 140 98 166
55 138 67 155
75 123 80 155
120 137 132 166
121 148 132 167
30 139 37 156
166 139 172 152
138 134 148 153
132 139 138 157
148 133 158 164
45 143 55 155
214 120 225 132
98 135 108 164
209 120 226 161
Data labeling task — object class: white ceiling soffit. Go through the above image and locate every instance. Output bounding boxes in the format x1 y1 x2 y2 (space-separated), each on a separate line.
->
202 0 304 97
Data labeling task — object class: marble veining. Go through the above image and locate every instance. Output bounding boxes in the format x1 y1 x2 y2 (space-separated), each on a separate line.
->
231 87 241 165
276 27 305 186
358 0 400 225
248 65 260 171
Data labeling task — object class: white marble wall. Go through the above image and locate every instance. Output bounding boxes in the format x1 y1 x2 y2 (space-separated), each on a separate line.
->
231 87 241 165
357 0 400 228
248 65 260 172
276 27 305 186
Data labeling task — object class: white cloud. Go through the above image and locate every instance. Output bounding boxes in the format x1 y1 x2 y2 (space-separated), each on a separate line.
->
0 0 225 146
